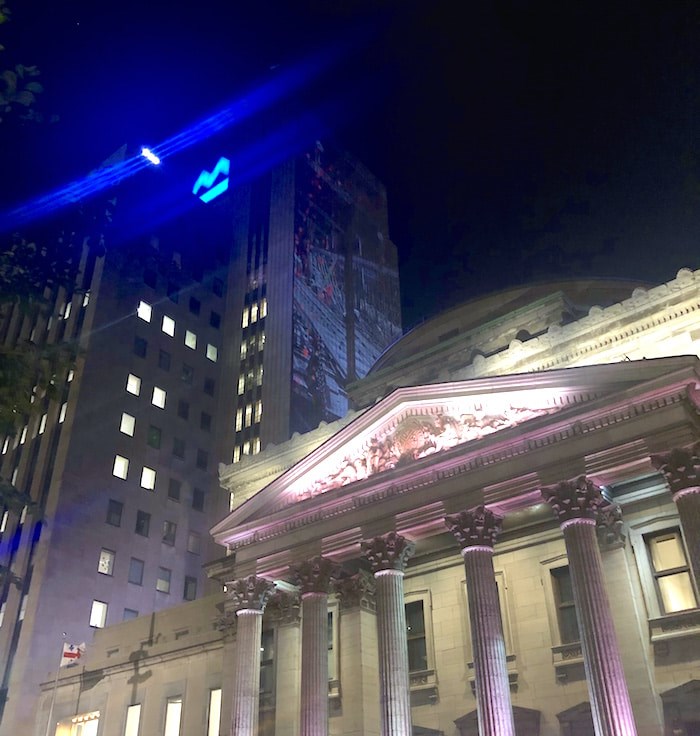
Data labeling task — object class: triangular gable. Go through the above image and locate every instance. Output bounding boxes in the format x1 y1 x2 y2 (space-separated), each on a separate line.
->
212 357 698 542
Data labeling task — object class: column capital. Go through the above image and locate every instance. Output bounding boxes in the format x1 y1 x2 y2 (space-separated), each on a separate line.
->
361 531 415 573
445 505 503 551
596 503 626 551
225 575 276 613
651 442 700 499
336 569 376 611
541 476 606 525
290 556 340 595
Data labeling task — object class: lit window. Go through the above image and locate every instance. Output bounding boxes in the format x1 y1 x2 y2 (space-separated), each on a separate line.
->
124 704 141 736
126 374 141 396
63 301 72 321
551 567 580 643
90 600 108 628
97 549 115 575
120 413 135 436
207 689 221 736
254 400 262 423
156 567 171 594
647 530 697 613
253 437 261 454
235 408 243 432
256 366 263 386
137 301 152 322
113 455 129 480
233 446 241 463
185 330 197 349
0 510 8 533
67 368 74 382
162 520 177 545
237 375 245 395
187 531 201 554
141 466 156 490
58 402 67 423
152 386 166 409
18 594 27 621
184 576 197 601
259 332 266 350
2 436 9 454
240 341 247 359
82 291 90 307
241 308 249 328
245 404 252 427
260 297 268 318
0 601 5 628
206 344 218 362
19 426 27 445
250 303 259 323
242 440 250 456
162 315 175 336
164 696 182 736
128 558 144 585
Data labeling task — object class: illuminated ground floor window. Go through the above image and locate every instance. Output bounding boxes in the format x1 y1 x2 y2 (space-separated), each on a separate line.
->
54 711 99 736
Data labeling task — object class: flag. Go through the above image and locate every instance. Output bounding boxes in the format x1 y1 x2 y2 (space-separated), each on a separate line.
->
60 642 86 667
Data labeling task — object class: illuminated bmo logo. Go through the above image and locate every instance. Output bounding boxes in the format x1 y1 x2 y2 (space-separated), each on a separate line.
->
192 156 230 203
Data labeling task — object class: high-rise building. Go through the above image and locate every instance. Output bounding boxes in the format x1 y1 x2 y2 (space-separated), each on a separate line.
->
0 141 402 735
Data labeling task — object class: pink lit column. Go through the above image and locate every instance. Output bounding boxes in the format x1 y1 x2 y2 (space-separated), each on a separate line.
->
542 477 638 736
445 506 515 736
226 576 276 736
362 532 416 736
291 557 339 736
652 442 700 592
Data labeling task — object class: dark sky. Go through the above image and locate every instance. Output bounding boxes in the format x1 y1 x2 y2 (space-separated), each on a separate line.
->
3 1 700 327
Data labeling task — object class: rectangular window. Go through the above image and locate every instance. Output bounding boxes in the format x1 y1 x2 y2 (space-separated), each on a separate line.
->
206 344 218 362
187 531 201 554
260 297 268 319
250 303 259 323
196 449 208 470
192 488 204 511
405 600 428 672
200 412 212 432
123 609 139 622
58 402 67 423
254 400 262 423
38 413 47 435
185 330 197 349
135 510 151 537
168 478 181 502
210 311 221 329
237 375 245 395
97 549 115 576
241 308 249 329
124 703 141 736
120 413 135 436
162 520 177 545
240 340 248 359
253 437 261 454
177 399 189 420
152 386 166 409
244 404 252 428
158 349 171 371
235 408 243 432
106 499 123 526
181 363 193 384
172 437 185 459
161 315 175 336
212 278 224 297
551 566 580 643
133 336 147 358
128 558 144 586
137 301 152 322
204 378 215 396
163 696 182 736
184 576 197 601
113 455 129 480
207 689 221 736
647 530 698 613
126 373 141 396
147 425 161 449
140 466 156 490
189 296 201 315
90 600 108 628
156 567 171 593
260 628 275 701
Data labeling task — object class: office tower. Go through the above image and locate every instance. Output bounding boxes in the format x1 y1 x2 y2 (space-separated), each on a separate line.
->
0 141 402 735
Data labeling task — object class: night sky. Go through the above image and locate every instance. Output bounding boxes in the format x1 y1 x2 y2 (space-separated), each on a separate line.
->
3 1 700 328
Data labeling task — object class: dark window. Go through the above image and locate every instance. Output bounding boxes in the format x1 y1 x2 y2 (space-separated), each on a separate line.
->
196 449 208 470
162 520 177 545
181 363 193 385
133 336 147 358
144 269 157 289
168 478 181 502
158 349 171 371
405 600 428 672
192 488 205 512
123 608 139 621
203 377 215 396
189 296 201 315
135 510 151 537
173 437 185 459
147 425 161 449
156 567 171 593
552 567 580 644
128 557 144 586
260 628 275 699
106 499 123 527
167 282 179 303
184 576 197 601
177 400 189 420
209 311 221 329
212 278 224 297
200 412 212 432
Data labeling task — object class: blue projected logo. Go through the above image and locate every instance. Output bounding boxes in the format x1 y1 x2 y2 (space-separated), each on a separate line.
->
192 157 230 203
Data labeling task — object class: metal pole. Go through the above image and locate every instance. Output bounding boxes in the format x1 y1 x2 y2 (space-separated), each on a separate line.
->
44 632 67 736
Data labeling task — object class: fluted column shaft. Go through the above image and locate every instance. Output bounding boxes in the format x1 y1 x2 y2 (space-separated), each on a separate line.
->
446 506 515 736
362 532 415 736
543 477 637 736
231 609 264 736
300 592 329 736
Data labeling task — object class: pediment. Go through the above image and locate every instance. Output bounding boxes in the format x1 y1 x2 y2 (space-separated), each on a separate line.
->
212 357 699 544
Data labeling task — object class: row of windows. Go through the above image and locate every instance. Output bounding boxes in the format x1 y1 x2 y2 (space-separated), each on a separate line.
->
125 373 215 419
136 301 218 361
112 450 208 488
120 411 211 447
133 340 216 394
235 401 263 431
240 332 265 359
241 298 268 328
106 491 204 530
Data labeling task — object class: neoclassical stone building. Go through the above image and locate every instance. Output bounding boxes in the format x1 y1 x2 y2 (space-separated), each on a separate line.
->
40 269 700 736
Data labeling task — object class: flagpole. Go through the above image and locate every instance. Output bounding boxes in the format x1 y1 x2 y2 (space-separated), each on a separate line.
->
44 632 67 736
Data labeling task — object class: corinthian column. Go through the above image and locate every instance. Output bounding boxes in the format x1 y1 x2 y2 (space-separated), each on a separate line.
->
361 532 415 736
445 506 515 736
291 557 339 736
542 477 637 736
226 575 276 736
652 442 700 592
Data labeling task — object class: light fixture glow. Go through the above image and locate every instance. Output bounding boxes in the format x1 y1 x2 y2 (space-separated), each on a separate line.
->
140 147 161 165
